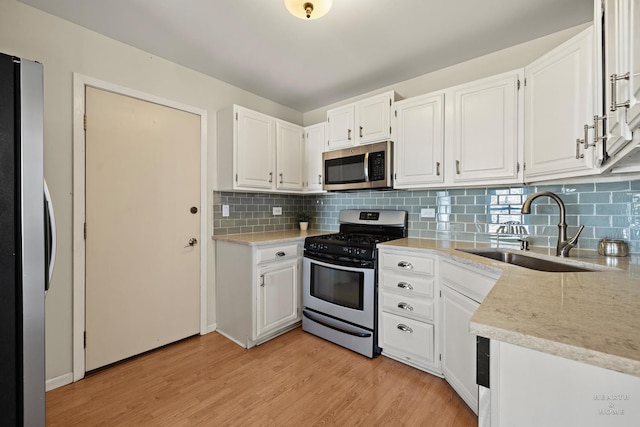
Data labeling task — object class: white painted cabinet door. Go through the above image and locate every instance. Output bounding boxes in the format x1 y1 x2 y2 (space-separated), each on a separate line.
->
305 123 326 193
356 92 393 144
394 93 444 188
276 121 304 191
441 285 480 415
524 27 596 180
327 104 354 149
236 107 275 190
256 259 299 339
449 70 522 184
603 0 640 156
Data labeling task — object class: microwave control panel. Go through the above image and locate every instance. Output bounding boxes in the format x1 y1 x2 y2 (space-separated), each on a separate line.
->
369 151 386 181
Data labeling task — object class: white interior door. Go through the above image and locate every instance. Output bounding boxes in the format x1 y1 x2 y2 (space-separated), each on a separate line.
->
85 87 201 371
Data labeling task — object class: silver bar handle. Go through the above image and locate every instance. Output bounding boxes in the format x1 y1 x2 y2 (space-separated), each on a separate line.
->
359 125 363 138
364 152 370 182
436 161 440 176
397 261 413 269
268 172 273 183
279 172 283 184
610 72 631 111
397 302 414 311
455 160 461 175
318 174 322 185
397 324 413 333
347 128 352 141
575 139 584 159
397 281 413 290
276 251 286 257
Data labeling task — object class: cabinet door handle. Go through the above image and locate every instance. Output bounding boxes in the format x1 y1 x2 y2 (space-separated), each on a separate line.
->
397 302 414 311
260 274 265 287
610 72 631 111
318 174 322 185
436 161 440 176
455 160 461 175
359 126 363 138
397 281 413 290
397 261 413 269
347 129 352 141
575 139 584 160
269 172 273 183
279 173 283 184
397 324 413 333
275 251 286 257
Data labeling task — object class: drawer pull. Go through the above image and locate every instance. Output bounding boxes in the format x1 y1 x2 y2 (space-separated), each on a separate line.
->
397 282 413 290
276 251 286 257
397 261 413 269
397 324 413 333
397 302 413 311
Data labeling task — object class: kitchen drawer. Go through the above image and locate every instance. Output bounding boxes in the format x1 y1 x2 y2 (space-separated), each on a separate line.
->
380 252 435 276
379 311 434 364
380 290 435 322
379 271 434 298
441 259 499 303
256 244 299 264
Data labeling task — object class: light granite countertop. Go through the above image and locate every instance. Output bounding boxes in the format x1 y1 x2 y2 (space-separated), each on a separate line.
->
379 238 640 378
212 229 327 245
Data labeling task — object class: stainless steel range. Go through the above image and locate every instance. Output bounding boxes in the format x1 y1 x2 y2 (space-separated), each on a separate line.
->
302 209 408 357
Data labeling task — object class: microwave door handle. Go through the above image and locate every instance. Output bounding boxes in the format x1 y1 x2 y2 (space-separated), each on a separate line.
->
363 152 370 182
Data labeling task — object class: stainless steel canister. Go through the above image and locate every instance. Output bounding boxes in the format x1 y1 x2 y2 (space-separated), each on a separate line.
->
597 239 629 257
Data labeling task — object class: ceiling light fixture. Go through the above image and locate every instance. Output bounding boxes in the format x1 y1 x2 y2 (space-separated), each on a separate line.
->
284 0 333 20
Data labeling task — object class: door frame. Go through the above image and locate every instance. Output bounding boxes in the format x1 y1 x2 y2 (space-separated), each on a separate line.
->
72 73 208 381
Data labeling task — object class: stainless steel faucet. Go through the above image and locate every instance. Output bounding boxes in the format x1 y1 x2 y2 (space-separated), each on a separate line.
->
521 191 585 257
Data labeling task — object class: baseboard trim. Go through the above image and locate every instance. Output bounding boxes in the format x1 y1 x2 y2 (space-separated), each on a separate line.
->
206 323 217 334
46 372 74 391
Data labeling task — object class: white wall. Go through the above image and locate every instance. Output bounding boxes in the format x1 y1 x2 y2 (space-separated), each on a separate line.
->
0 0 301 383
303 23 590 126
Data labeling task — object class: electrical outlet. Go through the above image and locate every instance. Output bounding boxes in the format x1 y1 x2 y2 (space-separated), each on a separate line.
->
222 205 230 217
420 208 436 218
273 206 282 215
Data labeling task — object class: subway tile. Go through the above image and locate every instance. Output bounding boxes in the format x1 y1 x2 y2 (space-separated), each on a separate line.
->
579 215 611 227
465 188 487 195
595 181 630 192
564 183 595 193
595 204 630 216
579 192 611 204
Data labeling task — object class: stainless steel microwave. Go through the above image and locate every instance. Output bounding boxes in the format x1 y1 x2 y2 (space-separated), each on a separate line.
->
322 141 393 191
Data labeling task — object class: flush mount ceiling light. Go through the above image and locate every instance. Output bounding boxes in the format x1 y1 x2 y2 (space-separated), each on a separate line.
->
284 0 333 20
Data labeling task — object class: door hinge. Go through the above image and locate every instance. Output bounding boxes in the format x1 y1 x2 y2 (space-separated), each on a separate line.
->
235 173 238 182
327 117 330 123
389 126 392 134
389 99 392 107
524 78 527 87
83 331 86 348
83 114 87 131
439 354 442 361
517 162 520 173
523 162 526 171
517 79 521 90
439 290 442 298
83 222 87 240
394 110 397 117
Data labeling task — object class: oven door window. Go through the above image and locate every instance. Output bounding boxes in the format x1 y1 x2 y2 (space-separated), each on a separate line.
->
325 154 365 184
310 262 364 310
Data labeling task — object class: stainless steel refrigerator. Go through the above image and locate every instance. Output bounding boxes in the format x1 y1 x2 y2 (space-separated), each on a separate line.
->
0 52 54 426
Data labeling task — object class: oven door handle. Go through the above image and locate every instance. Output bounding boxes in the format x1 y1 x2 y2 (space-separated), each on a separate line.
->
303 311 372 338
303 252 374 269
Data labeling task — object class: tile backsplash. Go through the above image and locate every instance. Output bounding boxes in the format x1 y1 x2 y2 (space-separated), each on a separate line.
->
213 179 640 254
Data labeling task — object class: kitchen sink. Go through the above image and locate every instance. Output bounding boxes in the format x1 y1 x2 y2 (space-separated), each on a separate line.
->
456 249 597 273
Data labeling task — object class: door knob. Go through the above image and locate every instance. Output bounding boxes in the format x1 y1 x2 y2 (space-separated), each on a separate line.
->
185 238 198 248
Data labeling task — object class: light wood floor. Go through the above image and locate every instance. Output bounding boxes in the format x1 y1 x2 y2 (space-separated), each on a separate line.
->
47 328 477 426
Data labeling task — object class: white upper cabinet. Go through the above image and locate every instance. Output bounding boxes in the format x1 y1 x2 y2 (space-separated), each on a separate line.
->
327 91 398 149
524 27 597 181
393 93 445 188
447 69 523 185
276 121 305 191
236 107 276 190
217 105 305 193
304 122 326 193
601 0 640 157
326 104 354 149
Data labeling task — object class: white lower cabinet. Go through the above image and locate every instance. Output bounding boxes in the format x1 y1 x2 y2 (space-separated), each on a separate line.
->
378 248 441 376
440 259 499 415
216 240 301 348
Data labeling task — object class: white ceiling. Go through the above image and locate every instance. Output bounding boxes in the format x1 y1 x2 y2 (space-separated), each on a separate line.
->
19 0 593 112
